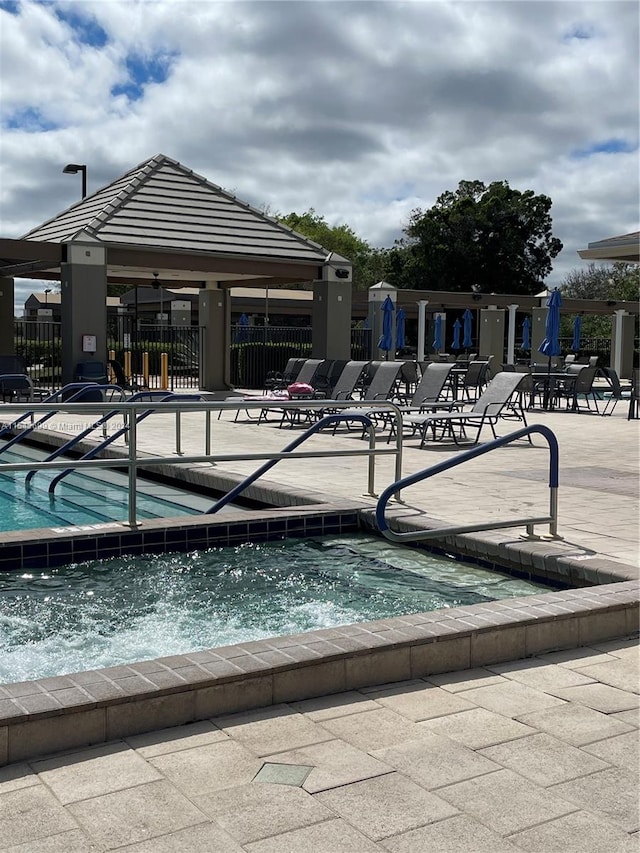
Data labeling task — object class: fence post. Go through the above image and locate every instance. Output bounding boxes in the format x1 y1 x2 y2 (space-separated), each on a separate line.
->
124 350 132 383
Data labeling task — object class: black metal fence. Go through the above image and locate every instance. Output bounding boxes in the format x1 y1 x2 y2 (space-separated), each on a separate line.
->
13 320 202 391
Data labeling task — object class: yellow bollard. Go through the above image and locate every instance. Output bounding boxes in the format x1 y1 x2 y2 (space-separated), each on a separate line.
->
160 352 169 390
108 350 116 383
123 350 132 382
142 351 149 387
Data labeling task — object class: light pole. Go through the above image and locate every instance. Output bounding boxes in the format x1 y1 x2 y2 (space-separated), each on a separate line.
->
63 163 87 198
44 288 51 305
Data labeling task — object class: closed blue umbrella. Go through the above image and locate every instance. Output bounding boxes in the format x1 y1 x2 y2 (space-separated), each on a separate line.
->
451 318 462 350
378 295 395 356
571 315 582 352
538 289 563 358
521 316 531 350
396 308 406 351
462 308 474 349
235 312 249 343
433 314 443 352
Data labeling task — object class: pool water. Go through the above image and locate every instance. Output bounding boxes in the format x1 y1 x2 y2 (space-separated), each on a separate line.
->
0 534 556 683
0 443 217 531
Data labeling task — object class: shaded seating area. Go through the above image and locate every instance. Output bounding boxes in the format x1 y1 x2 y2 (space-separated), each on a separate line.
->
403 372 529 447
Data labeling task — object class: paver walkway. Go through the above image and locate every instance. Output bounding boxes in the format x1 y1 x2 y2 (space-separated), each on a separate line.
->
1 635 637 851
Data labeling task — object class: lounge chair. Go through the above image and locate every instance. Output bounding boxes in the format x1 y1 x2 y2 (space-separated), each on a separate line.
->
330 361 404 432
382 363 456 437
263 358 306 392
403 371 529 447
0 373 34 403
324 361 369 401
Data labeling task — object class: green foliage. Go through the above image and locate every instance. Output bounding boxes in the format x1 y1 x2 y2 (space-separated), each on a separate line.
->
390 180 563 294
560 262 640 302
560 262 640 338
276 209 377 290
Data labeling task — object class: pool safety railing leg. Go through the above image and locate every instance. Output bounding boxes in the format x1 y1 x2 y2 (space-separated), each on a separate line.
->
127 406 139 528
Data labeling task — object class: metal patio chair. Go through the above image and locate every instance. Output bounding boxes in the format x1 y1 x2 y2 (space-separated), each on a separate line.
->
403 371 530 447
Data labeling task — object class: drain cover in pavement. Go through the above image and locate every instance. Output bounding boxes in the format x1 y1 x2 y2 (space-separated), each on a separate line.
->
253 762 314 787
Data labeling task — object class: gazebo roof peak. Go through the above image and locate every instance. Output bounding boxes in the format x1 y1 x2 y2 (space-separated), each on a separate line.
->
21 153 344 265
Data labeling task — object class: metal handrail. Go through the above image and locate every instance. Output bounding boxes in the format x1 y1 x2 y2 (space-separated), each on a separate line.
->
376 424 560 542
0 397 405 527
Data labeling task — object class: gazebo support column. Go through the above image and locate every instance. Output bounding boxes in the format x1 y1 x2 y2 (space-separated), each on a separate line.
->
312 261 353 359
199 282 230 392
60 238 107 386
612 310 633 379
0 278 15 356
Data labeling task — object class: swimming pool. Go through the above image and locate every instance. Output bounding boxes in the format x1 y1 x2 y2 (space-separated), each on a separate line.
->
0 533 557 683
0 442 221 531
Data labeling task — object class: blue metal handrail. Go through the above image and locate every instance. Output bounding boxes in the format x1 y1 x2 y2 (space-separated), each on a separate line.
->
43 393 202 493
376 424 560 542
0 384 122 454
206 413 374 514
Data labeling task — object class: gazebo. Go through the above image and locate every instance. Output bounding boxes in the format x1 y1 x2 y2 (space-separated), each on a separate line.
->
0 154 353 389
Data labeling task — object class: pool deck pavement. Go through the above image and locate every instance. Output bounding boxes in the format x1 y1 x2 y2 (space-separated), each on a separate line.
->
0 397 638 851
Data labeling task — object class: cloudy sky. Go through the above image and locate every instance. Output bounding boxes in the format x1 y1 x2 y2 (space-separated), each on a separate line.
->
1 0 638 311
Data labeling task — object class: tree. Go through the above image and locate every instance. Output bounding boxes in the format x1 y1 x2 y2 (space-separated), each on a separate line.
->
560 262 639 302
560 261 639 338
392 180 563 294
276 209 380 290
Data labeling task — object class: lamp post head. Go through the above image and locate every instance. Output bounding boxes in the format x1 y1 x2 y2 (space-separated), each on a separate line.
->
62 163 87 198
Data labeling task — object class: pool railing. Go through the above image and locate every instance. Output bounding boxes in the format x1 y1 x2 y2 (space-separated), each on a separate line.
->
0 396 405 527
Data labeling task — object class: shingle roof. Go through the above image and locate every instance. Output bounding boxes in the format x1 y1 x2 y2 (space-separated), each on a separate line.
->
23 154 341 264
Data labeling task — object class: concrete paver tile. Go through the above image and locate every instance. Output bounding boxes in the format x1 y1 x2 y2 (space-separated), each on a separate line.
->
372 730 500 790
612 708 640 727
436 768 577 835
478 732 609 786
486 659 596 691
2 828 103 852
534 650 620 671
508 809 639 852
148 740 262 796
214 704 333 756
266 739 393 794
112 823 245 852
33 743 163 805
67 779 208 850
126 721 228 758
572 657 640 694
419 707 537 749
289 691 380 721
0 785 79 849
366 682 476 721
380 814 521 852
591 638 640 656
581 730 640 774
194 781 333 845
315 771 458 840
550 767 640 833
317 707 437 751
458 679 567 718
243 816 384 852
425 668 508 692
0 763 39 794
517 702 635 746
551 683 639 713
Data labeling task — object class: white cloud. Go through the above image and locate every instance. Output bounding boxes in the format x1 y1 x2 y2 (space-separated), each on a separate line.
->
1 0 638 314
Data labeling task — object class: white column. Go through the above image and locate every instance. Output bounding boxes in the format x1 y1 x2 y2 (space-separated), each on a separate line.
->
613 310 626 375
417 300 428 362
507 303 519 365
